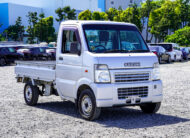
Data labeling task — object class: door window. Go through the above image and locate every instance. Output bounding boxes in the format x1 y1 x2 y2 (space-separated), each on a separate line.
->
62 30 80 54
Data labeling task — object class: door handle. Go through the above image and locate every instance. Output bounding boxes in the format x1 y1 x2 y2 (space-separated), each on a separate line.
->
59 57 63 60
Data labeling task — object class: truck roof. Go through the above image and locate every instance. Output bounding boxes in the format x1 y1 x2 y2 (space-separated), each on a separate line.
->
61 20 136 27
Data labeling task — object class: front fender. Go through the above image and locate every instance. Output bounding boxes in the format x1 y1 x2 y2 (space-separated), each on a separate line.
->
75 77 93 98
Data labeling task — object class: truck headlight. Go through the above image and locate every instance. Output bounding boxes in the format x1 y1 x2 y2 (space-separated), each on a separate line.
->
152 63 160 80
94 64 111 83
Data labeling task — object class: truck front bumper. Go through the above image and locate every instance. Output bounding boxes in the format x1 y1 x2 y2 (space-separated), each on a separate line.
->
90 80 163 107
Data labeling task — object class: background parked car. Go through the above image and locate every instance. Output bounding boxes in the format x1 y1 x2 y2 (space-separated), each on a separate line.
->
149 43 182 62
17 47 33 60
0 47 23 65
17 47 50 60
180 47 190 60
149 46 171 63
30 47 49 60
46 48 56 60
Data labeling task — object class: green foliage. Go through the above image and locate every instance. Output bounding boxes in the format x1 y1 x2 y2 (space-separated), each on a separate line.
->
34 16 56 43
177 0 190 27
0 24 5 41
149 0 181 42
92 11 108 20
78 10 92 20
26 12 38 44
5 17 24 41
120 4 142 31
55 6 76 24
106 8 118 21
55 8 64 24
165 26 190 46
140 0 162 41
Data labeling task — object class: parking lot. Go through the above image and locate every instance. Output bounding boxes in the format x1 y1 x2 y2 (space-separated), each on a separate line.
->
0 62 190 138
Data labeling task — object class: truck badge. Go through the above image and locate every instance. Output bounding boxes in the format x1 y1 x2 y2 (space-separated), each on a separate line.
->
124 62 141 67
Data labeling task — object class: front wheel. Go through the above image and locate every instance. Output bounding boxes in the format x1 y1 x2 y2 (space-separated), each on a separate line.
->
159 57 162 64
78 89 101 121
167 56 171 63
0 58 6 66
24 82 39 106
140 102 161 113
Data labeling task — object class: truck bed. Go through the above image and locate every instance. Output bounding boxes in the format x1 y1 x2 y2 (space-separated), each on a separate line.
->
15 61 56 82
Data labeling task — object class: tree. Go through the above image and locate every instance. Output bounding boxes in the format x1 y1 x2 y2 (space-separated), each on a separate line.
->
120 4 142 31
55 6 76 24
78 10 92 20
26 12 38 43
5 17 24 41
34 16 56 43
149 0 181 42
62 6 76 20
140 0 161 42
55 8 64 24
165 26 190 46
177 0 190 27
106 8 118 21
92 11 108 20
0 24 5 41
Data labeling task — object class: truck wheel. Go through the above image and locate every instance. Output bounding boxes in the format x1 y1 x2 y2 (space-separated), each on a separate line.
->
0 58 6 66
24 82 39 106
78 89 101 121
140 102 161 113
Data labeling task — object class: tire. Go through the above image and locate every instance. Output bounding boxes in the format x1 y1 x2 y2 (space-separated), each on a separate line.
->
78 89 101 121
140 102 161 113
167 56 171 63
0 58 6 66
24 82 39 106
159 57 162 64
180 55 183 62
174 55 177 62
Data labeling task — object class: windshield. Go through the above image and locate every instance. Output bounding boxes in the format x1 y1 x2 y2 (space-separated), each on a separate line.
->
150 44 172 51
149 46 159 51
39 47 46 53
8 48 16 53
83 24 149 53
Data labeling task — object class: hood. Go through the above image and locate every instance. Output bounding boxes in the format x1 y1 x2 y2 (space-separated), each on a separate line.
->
96 53 158 69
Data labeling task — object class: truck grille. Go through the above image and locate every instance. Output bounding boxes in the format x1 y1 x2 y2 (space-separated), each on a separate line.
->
115 73 149 83
118 86 148 99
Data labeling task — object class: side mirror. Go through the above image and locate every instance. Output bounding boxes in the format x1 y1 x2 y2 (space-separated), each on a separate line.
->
70 42 81 56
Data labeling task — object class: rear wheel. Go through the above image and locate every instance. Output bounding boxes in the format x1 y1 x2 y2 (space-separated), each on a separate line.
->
159 57 162 64
78 89 101 121
24 82 39 106
167 56 171 63
174 55 177 62
0 58 6 66
140 102 161 113
180 55 183 62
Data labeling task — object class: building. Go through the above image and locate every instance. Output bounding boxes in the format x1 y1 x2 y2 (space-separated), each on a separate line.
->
105 0 143 10
0 0 104 33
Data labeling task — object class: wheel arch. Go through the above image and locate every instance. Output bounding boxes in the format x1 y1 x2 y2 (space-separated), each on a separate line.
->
77 84 93 100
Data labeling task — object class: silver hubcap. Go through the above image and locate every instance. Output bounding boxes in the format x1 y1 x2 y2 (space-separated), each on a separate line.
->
81 95 92 116
25 86 32 102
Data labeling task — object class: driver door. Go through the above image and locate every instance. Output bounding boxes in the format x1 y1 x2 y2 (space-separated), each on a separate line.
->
56 27 83 99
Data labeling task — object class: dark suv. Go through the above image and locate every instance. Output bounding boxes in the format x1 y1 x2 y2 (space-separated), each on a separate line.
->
0 47 23 65
17 47 49 60
149 46 171 63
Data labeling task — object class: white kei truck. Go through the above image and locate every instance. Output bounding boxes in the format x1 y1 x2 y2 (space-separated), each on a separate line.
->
15 21 163 120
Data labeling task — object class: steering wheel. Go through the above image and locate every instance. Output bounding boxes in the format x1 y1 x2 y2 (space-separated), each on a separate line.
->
94 45 106 52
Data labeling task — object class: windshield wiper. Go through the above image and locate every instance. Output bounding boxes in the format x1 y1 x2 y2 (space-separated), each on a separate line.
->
104 49 129 53
127 50 149 53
